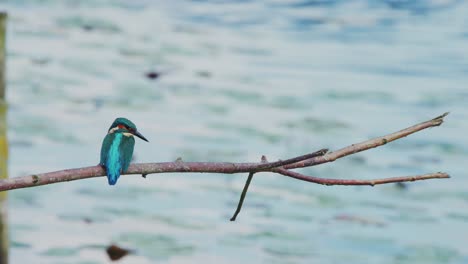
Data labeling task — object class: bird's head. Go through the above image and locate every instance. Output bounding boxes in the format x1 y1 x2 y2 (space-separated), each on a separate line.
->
108 117 149 142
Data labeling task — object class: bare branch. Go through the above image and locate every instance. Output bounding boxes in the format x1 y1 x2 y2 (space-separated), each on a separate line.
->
284 112 449 169
0 113 450 194
0 150 328 192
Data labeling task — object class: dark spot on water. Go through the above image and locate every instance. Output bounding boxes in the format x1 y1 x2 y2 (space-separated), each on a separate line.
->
10 140 33 148
396 182 407 190
30 57 50 65
11 240 32 249
349 155 366 164
334 214 386 227
145 71 161 80
83 217 93 224
196 70 212 78
41 247 78 257
410 155 441 164
106 244 132 261
32 175 39 184
378 17 396 27
286 0 338 8
294 18 326 29
82 24 94 31
93 97 105 110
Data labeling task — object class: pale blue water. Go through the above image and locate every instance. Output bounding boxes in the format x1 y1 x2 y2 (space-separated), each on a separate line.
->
2 0 468 263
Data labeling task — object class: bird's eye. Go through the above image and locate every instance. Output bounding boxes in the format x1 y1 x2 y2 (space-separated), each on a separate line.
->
118 125 125 129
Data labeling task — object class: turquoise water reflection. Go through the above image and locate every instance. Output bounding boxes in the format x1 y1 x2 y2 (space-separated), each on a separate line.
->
3 0 468 263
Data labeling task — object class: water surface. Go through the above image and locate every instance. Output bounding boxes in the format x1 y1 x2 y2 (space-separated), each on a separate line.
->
2 0 468 263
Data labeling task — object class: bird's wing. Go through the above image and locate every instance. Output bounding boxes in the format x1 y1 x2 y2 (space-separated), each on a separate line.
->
119 136 135 173
100 133 116 165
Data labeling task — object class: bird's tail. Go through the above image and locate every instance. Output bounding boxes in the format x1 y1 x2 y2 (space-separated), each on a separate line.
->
106 169 121 185
107 175 118 185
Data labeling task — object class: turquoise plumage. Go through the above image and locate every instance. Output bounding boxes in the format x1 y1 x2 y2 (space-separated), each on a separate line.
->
100 118 148 185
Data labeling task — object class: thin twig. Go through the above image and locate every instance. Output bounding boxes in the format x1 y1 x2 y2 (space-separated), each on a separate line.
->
230 172 255 221
275 168 450 186
251 148 328 171
230 155 271 221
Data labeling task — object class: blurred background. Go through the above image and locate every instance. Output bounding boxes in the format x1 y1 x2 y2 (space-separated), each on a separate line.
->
0 0 467 263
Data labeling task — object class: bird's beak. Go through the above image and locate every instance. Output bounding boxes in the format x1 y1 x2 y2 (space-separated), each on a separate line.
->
133 130 149 142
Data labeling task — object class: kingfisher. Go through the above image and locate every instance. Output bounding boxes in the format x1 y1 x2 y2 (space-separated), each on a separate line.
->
100 118 149 185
